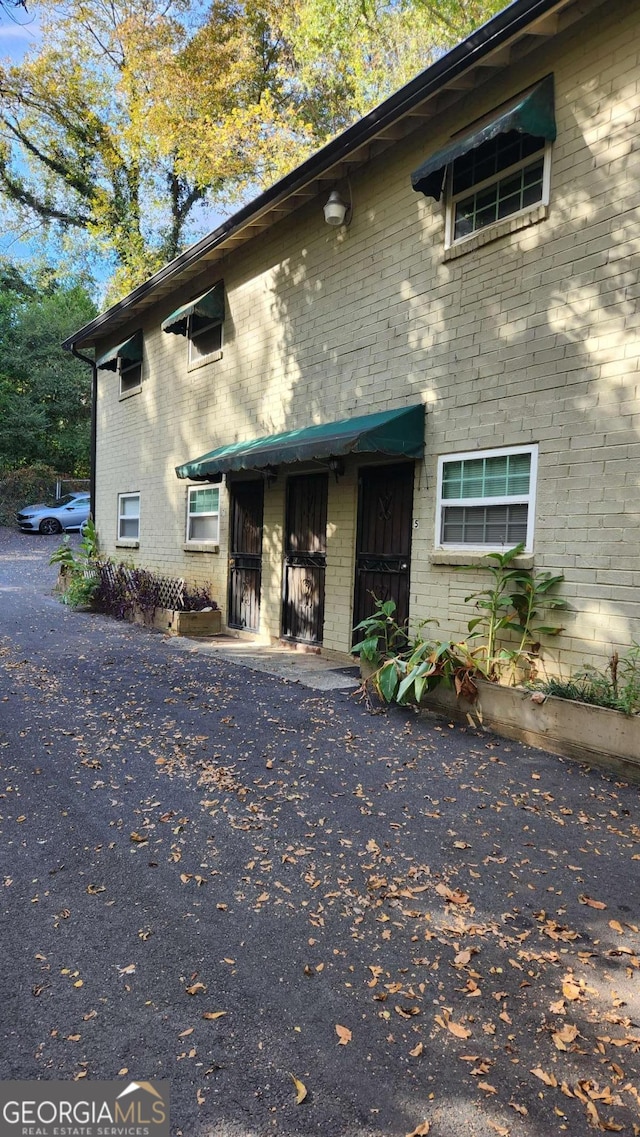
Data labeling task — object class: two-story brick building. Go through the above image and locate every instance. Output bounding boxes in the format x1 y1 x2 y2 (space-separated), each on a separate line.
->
65 0 639 677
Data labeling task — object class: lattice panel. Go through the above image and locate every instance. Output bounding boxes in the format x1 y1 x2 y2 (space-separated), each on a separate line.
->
95 563 188 609
156 576 185 610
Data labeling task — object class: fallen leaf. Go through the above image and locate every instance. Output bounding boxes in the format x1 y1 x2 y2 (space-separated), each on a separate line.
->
118 1068 128 1076
436 883 469 905
552 1023 579 1050
478 1081 498 1094
130 832 148 844
531 1067 558 1087
454 950 472 967
202 1011 226 1020
409 1042 424 1057
609 920 625 935
579 895 607 910
405 1123 430 1136
196 1088 205 1106
562 980 582 1001
186 983 206 995
336 1024 352 1045
289 1074 308 1104
447 1020 472 1040
117 964 136 976
179 1028 194 1038
487 1124 509 1136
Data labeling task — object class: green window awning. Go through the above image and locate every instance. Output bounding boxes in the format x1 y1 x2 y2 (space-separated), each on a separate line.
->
95 330 143 372
162 282 225 336
411 74 556 201
176 404 425 481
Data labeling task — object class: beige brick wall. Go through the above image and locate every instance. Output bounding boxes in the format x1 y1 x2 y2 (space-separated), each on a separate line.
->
95 0 640 673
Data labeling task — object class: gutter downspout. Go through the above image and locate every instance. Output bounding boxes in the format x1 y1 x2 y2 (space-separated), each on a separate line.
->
68 344 97 526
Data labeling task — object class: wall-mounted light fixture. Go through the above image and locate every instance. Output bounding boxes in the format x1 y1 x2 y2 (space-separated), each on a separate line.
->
327 457 345 481
263 465 278 487
323 188 351 227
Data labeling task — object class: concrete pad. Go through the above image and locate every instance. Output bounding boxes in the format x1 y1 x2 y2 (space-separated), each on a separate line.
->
168 634 361 690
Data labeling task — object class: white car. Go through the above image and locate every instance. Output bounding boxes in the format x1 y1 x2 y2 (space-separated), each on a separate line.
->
16 492 91 535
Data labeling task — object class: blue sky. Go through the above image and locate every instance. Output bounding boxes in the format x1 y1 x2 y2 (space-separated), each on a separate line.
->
0 8 41 62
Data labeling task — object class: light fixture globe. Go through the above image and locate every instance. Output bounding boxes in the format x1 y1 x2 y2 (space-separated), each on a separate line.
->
323 190 348 226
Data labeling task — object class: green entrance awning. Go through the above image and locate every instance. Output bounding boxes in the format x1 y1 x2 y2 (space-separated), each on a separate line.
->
95 330 143 372
162 282 225 336
411 74 556 201
176 404 425 481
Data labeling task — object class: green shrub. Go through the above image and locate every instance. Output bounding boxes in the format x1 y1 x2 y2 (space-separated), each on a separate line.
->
536 645 640 716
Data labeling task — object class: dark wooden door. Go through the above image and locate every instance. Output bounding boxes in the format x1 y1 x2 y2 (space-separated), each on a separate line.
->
228 480 264 632
282 474 328 644
353 464 414 640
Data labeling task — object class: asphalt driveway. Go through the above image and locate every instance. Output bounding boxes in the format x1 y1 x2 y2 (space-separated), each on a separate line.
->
1 527 639 1137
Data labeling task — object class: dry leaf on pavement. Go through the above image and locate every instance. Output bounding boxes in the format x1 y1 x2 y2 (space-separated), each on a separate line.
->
579 895 607 910
289 1074 308 1104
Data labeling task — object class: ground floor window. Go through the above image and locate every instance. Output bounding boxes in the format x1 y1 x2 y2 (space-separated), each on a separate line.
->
187 485 220 542
436 445 537 551
118 492 140 540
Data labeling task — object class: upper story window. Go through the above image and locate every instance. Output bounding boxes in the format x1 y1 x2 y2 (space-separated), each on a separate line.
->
95 331 143 398
188 311 222 364
446 131 549 245
162 282 225 367
119 356 142 394
411 75 556 250
436 445 537 553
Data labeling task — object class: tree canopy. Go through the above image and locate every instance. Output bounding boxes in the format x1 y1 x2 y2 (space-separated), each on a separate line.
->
0 0 503 296
0 265 97 474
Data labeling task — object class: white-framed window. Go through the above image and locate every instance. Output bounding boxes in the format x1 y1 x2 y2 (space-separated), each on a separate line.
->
119 357 142 396
118 492 140 540
445 133 551 248
436 445 537 552
188 312 223 365
186 485 220 543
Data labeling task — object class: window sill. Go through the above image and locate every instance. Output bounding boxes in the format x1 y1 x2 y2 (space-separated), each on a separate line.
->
430 550 534 568
116 538 140 549
444 203 548 261
119 386 142 400
188 350 223 372
183 542 220 554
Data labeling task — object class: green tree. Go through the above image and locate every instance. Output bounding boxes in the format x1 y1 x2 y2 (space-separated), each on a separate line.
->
279 0 504 134
0 268 97 474
0 0 502 296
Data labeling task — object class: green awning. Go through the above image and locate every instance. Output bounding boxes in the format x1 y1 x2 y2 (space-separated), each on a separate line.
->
176 404 425 480
162 282 225 336
411 74 556 201
95 330 142 372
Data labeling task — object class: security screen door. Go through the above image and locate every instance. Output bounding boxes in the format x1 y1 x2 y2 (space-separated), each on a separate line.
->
353 464 414 641
282 474 328 644
228 481 264 633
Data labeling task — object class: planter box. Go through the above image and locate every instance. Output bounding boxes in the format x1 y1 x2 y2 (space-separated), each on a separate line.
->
419 678 640 782
150 607 222 637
